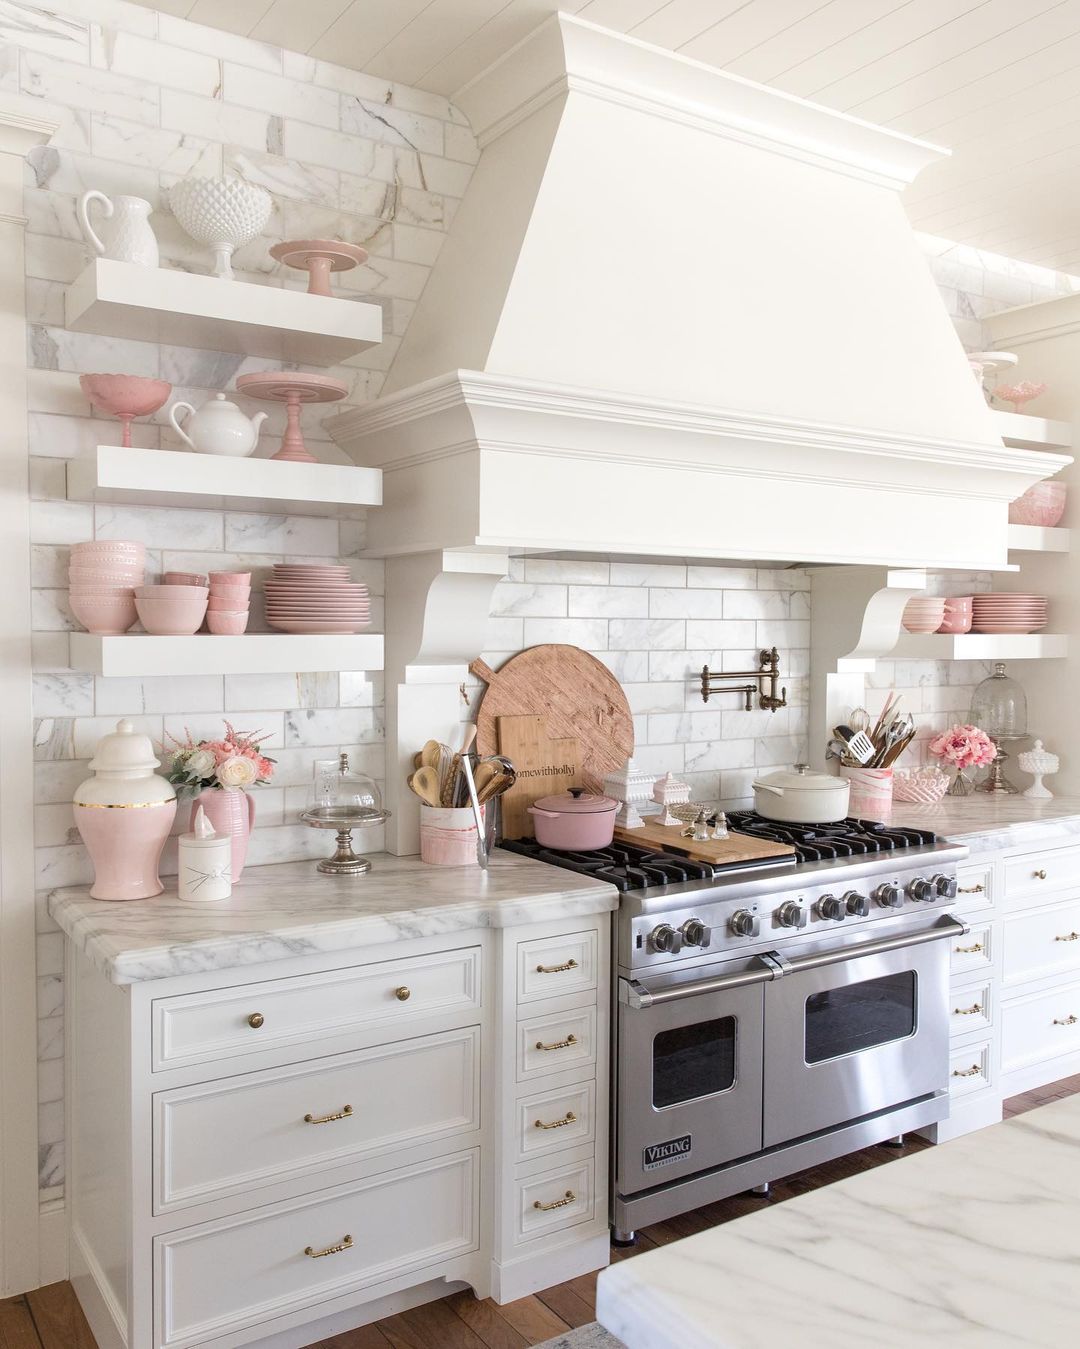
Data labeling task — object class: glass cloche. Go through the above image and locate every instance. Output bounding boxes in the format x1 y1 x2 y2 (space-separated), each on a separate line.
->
300 752 389 874
970 662 1028 793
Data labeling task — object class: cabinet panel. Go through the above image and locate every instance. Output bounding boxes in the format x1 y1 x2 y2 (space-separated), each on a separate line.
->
517 1006 596 1083
515 1081 595 1163
950 980 992 1037
516 930 598 1005
1001 981 1080 1074
515 1158 594 1245
950 923 993 978
955 863 994 915
1003 900 1080 986
1005 846 1080 902
949 1039 993 1099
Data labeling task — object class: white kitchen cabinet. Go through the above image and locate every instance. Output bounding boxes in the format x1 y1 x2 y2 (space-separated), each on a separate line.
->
66 914 611 1349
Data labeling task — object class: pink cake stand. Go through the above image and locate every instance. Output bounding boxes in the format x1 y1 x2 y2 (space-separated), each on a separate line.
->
235 372 347 463
268 239 369 296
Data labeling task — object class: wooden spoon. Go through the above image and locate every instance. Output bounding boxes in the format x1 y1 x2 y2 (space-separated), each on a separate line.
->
408 766 442 807
473 761 499 798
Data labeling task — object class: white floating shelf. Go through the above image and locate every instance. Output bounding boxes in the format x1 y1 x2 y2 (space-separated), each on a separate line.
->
992 408 1073 452
67 445 381 517
891 633 1067 661
70 632 384 678
65 259 382 367
1007 523 1070 553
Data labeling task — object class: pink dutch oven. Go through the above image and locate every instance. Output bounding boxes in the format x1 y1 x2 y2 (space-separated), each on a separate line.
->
528 788 618 850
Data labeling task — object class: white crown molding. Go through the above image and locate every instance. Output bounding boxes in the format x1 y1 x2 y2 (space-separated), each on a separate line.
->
0 93 60 157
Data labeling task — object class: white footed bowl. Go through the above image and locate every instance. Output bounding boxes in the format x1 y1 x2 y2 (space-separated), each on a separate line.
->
169 176 272 279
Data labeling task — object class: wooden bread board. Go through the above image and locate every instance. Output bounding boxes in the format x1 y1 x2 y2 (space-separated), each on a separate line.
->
496 714 581 840
614 820 796 866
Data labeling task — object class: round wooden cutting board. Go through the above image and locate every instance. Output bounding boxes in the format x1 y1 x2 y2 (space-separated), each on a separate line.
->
470 644 634 792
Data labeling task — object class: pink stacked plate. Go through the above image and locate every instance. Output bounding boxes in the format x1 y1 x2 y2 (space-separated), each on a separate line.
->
264 564 370 634
971 593 1048 634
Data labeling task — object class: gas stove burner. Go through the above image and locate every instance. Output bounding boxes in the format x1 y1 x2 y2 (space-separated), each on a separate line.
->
723 812 939 864
501 836 789 892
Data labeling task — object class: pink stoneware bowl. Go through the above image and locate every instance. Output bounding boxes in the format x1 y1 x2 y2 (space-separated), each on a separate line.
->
1008 481 1067 527
79 374 172 448
206 611 249 635
209 582 251 598
164 571 208 587
134 592 208 636
70 593 137 635
135 584 209 599
937 597 974 634
69 569 142 587
208 593 250 611
902 598 946 633
71 538 144 556
209 571 251 585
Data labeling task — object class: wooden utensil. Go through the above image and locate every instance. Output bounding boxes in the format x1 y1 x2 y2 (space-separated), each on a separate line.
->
614 820 795 866
471 645 632 792
496 714 581 839
408 767 442 807
473 761 499 798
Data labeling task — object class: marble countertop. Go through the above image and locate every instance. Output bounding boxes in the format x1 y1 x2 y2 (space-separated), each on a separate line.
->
598 1095 1080 1349
885 794 1080 851
48 853 618 985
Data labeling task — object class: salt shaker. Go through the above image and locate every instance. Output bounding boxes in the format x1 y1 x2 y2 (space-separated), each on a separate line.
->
177 805 232 901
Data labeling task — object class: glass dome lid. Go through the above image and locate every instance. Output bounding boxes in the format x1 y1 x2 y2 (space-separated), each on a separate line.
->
303 752 387 825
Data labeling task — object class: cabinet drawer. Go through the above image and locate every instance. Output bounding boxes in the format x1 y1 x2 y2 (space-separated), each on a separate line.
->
152 946 481 1072
1001 982 1080 1074
517 1006 596 1083
1005 846 1080 901
516 930 598 1005
516 1081 595 1163
516 1158 594 1245
950 923 993 978
1003 900 1080 986
154 1027 480 1213
156 1150 478 1348
955 862 994 914
949 1040 993 1099
950 980 992 1037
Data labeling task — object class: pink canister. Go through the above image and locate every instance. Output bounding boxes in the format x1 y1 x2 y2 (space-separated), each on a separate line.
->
420 805 479 866
73 719 177 900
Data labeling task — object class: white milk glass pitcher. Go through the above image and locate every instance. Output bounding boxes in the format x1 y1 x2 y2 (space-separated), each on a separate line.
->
78 191 159 266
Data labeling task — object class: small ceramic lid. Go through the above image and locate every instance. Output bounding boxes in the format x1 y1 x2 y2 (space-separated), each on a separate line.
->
88 719 160 774
75 719 175 807
180 805 227 849
753 763 846 792
533 788 618 815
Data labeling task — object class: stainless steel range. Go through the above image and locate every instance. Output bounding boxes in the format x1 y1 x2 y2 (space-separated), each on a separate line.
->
505 814 969 1243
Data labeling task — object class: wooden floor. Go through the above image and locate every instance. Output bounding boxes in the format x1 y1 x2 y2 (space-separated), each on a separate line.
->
7 1076 1077 1349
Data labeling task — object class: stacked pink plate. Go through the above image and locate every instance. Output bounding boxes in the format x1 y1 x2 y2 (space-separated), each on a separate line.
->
264 564 370 634
971 593 1048 634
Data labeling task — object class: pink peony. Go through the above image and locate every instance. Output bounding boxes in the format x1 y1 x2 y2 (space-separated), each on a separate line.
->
928 723 996 770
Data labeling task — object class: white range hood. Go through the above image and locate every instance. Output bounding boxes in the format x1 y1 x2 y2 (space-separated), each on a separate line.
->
329 13 1067 569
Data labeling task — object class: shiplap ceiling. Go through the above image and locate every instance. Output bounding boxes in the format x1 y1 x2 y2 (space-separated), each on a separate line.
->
139 0 1080 271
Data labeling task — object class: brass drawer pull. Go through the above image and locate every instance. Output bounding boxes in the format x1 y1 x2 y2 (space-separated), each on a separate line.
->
1054 932 1080 943
535 1033 577 1052
394 986 411 1001
304 1104 354 1125
247 1012 265 1029
304 1234 353 1259
1053 1015 1078 1026
1034 869 1048 880
954 942 984 954
952 1064 982 1078
958 883 985 894
536 958 579 974
953 1002 983 1016
534 1190 575 1212
535 1111 577 1131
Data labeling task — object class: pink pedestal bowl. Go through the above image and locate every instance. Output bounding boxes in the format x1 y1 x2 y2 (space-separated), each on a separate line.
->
80 374 172 447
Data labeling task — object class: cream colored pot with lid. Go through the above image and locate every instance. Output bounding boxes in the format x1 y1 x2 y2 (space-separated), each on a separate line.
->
751 763 850 824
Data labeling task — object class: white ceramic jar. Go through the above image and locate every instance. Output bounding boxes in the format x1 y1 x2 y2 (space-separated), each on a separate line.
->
177 805 233 901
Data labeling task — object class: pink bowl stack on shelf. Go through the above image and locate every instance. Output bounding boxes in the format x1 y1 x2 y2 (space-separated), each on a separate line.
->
901 597 946 633
264 564 370 634
207 571 251 635
68 539 145 634
971 593 1048 634
134 584 208 635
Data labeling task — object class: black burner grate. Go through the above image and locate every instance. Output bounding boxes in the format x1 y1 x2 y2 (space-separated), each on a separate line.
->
500 838 721 893
723 811 939 864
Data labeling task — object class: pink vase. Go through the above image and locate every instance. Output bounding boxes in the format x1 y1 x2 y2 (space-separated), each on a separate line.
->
191 788 255 880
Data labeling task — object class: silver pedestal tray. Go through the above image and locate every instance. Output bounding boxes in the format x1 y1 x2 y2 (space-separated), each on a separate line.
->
300 805 389 875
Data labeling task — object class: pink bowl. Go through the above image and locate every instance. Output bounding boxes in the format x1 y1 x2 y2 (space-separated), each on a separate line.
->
164 572 208 587
209 571 252 584
135 592 208 636
209 582 251 598
902 597 946 633
70 593 137 635
206 611 250 635
71 539 145 556
69 569 143 586
69 584 137 595
208 594 250 611
1008 480 1067 527
135 584 209 599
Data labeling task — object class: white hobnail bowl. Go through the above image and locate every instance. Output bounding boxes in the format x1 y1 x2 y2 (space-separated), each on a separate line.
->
169 176 272 280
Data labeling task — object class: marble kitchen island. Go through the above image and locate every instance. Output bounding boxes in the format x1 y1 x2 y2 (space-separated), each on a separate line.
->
598 1094 1080 1348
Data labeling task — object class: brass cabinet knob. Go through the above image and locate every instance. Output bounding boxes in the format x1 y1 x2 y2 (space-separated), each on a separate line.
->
394 986 411 1001
247 1012 265 1029
1035 869 1048 880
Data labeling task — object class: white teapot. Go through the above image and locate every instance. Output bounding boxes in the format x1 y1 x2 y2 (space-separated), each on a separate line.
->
78 191 159 267
168 393 268 457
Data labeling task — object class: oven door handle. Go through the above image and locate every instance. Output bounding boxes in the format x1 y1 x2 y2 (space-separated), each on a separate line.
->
622 917 969 1009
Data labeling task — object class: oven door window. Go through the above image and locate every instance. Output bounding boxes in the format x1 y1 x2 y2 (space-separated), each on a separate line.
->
653 1016 737 1109
804 971 916 1065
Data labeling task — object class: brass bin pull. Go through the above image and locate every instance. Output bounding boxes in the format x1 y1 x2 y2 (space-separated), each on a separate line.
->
952 1064 982 1078
304 1234 353 1259
247 1012 265 1029
535 1111 577 1131
535 1034 577 1052
304 1104 354 1125
394 986 411 1001
1054 932 1080 943
1053 1015 1078 1026
958 883 985 894
533 1191 575 1212
536 959 579 974
954 942 984 954
954 1002 983 1016
1034 869 1048 880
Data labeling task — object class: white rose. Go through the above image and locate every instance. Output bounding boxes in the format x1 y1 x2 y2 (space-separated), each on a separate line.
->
216 754 258 788
185 749 216 778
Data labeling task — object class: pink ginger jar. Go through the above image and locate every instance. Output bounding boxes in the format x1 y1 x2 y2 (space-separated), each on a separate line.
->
190 787 255 880
73 719 177 901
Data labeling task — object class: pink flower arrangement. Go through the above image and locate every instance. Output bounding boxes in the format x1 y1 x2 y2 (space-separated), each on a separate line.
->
164 720 275 794
927 723 997 771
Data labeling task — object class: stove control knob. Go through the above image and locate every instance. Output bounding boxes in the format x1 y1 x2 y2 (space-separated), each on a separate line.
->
874 883 904 909
680 918 712 949
908 877 934 903
932 874 958 900
777 900 807 929
844 891 870 918
730 909 759 938
649 924 684 954
816 894 845 922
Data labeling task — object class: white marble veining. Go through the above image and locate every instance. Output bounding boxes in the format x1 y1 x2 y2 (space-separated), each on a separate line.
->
48 853 618 985
598 1095 1080 1349
887 795 1080 853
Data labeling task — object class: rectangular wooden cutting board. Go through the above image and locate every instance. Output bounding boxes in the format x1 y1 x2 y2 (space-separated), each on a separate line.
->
497 714 581 840
614 819 796 866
